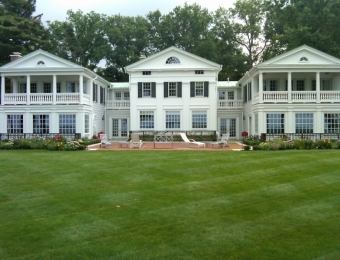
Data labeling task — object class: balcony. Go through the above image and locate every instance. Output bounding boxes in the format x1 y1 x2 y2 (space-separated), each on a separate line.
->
217 99 243 109
3 93 90 105
254 91 340 103
106 100 130 109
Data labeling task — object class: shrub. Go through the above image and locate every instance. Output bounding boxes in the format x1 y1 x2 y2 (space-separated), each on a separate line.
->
244 145 251 150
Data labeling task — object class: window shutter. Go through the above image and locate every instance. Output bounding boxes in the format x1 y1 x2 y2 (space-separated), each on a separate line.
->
204 81 209 97
164 82 168 98
190 82 195 97
243 86 247 102
138 82 142 98
177 82 182 97
151 82 156 98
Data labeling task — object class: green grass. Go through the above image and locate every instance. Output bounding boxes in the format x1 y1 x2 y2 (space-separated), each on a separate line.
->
0 150 340 260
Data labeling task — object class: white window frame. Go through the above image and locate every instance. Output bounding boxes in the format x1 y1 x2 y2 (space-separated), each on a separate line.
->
192 110 207 129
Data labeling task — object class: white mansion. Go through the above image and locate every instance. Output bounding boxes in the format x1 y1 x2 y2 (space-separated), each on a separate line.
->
0 45 339 140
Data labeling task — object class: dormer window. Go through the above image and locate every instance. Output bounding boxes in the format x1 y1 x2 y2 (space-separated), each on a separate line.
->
166 56 180 64
195 70 204 74
143 71 151 75
37 61 45 65
300 57 308 62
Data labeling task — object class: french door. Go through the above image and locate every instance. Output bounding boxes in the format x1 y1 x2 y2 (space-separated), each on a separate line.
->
112 118 128 138
220 118 236 137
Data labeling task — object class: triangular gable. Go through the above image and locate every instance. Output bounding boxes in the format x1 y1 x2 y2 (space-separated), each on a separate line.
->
260 45 340 66
126 46 221 71
1 49 83 69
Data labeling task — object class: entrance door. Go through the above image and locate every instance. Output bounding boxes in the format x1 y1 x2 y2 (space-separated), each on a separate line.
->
112 119 128 138
220 118 236 137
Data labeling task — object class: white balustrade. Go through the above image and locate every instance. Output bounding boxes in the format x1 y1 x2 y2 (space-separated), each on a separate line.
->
291 91 316 102
320 91 340 102
217 99 243 109
263 91 288 102
56 93 80 103
4 94 27 104
30 93 53 103
106 100 130 109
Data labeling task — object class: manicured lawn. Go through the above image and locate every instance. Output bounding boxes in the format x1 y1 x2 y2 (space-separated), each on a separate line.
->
0 150 339 259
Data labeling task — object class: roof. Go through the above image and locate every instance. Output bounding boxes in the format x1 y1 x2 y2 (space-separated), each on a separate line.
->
109 82 130 89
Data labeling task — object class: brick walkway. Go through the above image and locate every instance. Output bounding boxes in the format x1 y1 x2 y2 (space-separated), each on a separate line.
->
88 141 244 150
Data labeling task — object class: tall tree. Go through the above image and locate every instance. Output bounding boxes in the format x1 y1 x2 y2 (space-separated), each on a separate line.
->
229 0 269 69
0 0 48 66
47 10 107 70
103 14 149 80
264 0 340 59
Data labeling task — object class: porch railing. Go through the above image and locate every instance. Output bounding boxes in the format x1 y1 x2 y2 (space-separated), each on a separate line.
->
106 100 130 109
217 99 243 109
259 91 340 103
3 93 90 105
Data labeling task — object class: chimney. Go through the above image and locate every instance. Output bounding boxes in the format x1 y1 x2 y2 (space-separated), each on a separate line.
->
10 52 22 62
139 54 146 60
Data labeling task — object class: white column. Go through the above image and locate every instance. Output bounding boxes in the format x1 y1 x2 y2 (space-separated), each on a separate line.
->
79 74 83 104
259 72 263 103
316 72 320 103
26 75 30 105
50 108 58 133
315 109 322 133
287 108 294 133
288 72 292 103
258 110 265 135
52 75 57 105
13 79 18 93
1 75 5 105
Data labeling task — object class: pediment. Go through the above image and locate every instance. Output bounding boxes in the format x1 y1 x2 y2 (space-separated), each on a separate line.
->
1 49 82 70
261 45 340 66
126 46 221 71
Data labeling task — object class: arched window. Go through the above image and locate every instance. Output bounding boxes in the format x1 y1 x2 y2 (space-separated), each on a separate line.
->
166 56 180 64
300 57 308 62
37 61 45 65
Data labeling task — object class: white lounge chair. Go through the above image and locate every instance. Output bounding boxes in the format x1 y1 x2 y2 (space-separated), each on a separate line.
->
130 133 145 148
179 133 205 148
99 134 111 148
220 133 230 148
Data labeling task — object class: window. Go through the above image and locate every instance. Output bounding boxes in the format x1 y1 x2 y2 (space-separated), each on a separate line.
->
255 114 258 134
324 114 340 133
269 80 277 91
192 111 207 129
190 82 209 97
219 91 225 100
266 114 284 134
30 83 37 93
143 83 151 97
57 83 61 93
123 92 130 100
140 111 154 129
228 91 234 100
295 113 313 133
166 111 180 129
59 114 76 134
312 80 316 91
138 82 156 98
33 115 49 134
195 70 204 74
67 82 76 93
44 83 51 93
195 82 203 96
164 82 182 98
322 79 332 90
115 92 121 100
7 115 23 133
142 71 151 75
248 82 252 100
168 82 177 97
166 56 180 64
85 115 89 134
296 80 304 91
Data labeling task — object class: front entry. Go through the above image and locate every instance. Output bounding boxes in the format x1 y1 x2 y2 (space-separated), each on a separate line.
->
112 118 128 139
220 118 236 138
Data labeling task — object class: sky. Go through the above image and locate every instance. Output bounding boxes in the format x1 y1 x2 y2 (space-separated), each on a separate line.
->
34 0 236 24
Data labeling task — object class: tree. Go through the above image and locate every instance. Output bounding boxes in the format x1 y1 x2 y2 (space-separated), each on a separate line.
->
47 10 107 70
229 0 269 69
104 14 149 78
264 0 340 59
0 0 48 66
